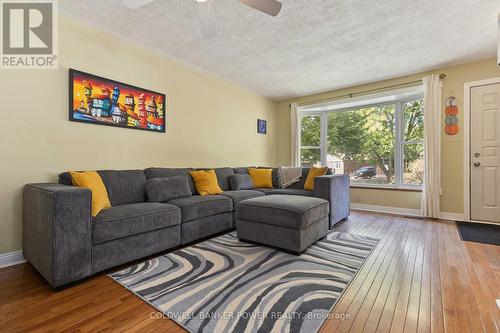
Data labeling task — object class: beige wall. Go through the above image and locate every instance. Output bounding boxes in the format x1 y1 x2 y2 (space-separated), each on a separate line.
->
276 58 500 213
0 18 278 254
2 17 498 255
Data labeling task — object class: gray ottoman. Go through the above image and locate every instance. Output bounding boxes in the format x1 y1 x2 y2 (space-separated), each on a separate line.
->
236 195 329 254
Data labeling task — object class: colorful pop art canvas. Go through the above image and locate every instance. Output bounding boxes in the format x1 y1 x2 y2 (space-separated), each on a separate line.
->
69 69 166 133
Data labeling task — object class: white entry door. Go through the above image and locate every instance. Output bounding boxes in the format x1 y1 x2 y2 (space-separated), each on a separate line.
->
470 83 500 223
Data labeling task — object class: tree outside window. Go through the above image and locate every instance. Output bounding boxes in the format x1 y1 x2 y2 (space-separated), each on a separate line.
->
300 115 322 167
299 97 424 188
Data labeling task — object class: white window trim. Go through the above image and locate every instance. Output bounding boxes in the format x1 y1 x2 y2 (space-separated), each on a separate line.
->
298 87 424 190
298 113 323 166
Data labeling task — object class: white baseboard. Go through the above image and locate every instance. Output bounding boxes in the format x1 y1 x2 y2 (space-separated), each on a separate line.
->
351 203 465 222
438 212 465 221
350 203 421 217
0 209 466 270
0 250 26 268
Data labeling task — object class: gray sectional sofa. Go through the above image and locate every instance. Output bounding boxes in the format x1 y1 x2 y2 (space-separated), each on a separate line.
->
23 167 349 288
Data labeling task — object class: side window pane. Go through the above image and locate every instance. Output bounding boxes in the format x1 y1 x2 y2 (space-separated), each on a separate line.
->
300 116 320 146
403 143 424 185
327 105 396 185
300 148 321 167
403 99 424 141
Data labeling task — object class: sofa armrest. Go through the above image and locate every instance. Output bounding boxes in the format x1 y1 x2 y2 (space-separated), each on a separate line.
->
23 183 92 288
313 175 350 228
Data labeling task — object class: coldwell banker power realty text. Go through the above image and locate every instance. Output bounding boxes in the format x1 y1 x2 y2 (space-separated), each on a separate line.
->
1 0 58 69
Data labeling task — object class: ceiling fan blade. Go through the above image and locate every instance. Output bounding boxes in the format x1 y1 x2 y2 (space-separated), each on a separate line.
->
121 0 154 9
196 0 217 38
239 0 282 16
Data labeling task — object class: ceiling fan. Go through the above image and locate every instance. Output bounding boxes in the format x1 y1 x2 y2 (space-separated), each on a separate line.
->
120 0 283 38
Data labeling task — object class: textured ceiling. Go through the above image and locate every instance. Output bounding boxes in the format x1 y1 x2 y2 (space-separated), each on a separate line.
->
60 0 500 100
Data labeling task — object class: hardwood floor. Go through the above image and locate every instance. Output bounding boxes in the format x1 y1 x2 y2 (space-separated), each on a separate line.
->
1 211 499 332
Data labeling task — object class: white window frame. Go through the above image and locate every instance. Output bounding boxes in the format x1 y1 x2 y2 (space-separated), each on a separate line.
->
397 96 425 188
298 87 424 190
299 113 325 166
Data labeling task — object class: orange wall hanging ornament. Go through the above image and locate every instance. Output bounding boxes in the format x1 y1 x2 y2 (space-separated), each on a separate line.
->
444 96 459 135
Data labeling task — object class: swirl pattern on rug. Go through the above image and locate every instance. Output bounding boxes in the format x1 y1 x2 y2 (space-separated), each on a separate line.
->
110 231 378 333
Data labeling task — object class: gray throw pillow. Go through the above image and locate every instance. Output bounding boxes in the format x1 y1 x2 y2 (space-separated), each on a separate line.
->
146 176 191 202
229 174 254 190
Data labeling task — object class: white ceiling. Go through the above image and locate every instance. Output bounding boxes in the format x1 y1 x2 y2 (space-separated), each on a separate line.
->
60 0 500 100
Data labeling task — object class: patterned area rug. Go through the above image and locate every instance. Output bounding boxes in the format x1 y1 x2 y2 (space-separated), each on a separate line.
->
110 231 379 333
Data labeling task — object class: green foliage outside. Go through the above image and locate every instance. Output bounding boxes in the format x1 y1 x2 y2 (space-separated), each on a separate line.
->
300 100 424 184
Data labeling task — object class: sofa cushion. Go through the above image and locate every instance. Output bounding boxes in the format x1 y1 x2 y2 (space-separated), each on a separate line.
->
256 188 313 197
304 167 328 191
254 166 280 188
92 203 181 245
181 213 233 245
214 168 235 191
195 167 234 191
98 170 146 206
253 188 279 195
58 170 148 206
58 172 73 186
146 176 191 203
195 168 234 191
248 168 273 188
288 167 333 189
233 167 253 175
222 190 265 205
236 195 329 229
272 168 280 188
168 195 233 222
229 174 254 190
70 171 111 217
190 170 223 196
144 168 196 194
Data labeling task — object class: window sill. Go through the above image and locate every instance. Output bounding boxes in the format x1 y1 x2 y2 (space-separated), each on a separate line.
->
350 185 422 192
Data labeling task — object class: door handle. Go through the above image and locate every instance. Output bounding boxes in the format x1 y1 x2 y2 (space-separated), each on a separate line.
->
474 153 480 157
474 162 481 167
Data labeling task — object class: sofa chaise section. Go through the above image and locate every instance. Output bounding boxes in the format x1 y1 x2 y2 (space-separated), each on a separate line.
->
255 188 313 197
236 195 329 253
234 167 349 227
313 174 350 227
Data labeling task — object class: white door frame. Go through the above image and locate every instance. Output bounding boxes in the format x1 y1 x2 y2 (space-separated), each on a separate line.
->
463 77 500 223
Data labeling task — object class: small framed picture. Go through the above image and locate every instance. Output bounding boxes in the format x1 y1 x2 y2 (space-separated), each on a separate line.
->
257 119 267 134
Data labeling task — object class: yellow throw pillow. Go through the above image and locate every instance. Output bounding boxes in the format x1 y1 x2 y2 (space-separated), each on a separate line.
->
70 171 111 217
248 168 273 188
304 167 328 191
190 170 223 196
